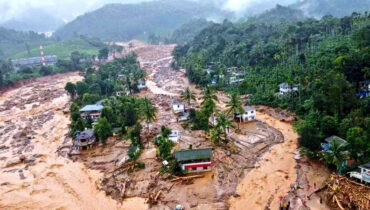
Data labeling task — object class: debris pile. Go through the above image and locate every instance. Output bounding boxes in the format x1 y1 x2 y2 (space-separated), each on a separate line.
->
325 174 370 210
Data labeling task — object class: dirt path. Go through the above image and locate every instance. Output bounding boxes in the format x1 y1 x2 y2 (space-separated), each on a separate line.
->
0 73 146 210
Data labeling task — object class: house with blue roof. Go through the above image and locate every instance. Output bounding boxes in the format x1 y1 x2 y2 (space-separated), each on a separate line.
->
80 104 103 122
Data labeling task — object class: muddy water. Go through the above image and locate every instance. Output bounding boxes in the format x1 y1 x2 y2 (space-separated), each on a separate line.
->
0 73 147 210
229 112 298 210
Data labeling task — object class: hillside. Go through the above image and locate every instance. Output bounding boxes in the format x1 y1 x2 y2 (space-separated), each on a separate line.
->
249 4 305 24
0 27 52 58
1 8 64 32
292 0 370 18
169 19 213 44
174 12 370 170
13 36 105 60
53 0 225 41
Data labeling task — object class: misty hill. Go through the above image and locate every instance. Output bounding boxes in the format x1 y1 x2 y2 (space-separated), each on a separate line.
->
1 8 64 32
169 19 213 45
54 0 225 41
0 27 52 58
292 0 370 18
250 4 305 24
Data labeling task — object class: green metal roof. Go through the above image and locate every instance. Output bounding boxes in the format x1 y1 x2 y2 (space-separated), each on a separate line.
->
174 148 212 162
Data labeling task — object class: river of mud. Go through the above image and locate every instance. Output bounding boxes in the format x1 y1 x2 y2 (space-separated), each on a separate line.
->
0 73 147 209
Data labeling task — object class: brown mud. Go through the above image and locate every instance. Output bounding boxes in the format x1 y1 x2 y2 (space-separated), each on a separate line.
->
0 41 330 210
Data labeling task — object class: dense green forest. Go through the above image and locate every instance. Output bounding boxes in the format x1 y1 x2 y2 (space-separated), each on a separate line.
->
54 0 226 41
174 10 370 170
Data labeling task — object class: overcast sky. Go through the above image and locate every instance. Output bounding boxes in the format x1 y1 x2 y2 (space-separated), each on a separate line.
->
0 0 298 23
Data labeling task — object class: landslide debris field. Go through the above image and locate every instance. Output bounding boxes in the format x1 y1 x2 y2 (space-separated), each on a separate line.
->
66 42 296 210
0 73 140 209
0 42 328 210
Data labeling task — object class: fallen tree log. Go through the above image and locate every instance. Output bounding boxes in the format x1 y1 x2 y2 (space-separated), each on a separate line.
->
334 195 345 210
170 174 204 182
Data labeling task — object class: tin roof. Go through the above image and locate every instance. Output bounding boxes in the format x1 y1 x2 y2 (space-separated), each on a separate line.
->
76 129 95 141
325 136 347 145
243 106 255 112
80 104 103 112
174 148 212 162
360 162 370 169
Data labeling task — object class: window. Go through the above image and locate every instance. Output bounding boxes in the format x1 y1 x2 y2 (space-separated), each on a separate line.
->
203 166 208 170
192 167 197 171
251 111 254 114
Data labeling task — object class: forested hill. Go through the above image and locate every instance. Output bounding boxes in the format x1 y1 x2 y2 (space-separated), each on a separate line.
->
174 13 370 165
292 0 370 18
54 0 225 41
0 27 51 58
249 4 305 24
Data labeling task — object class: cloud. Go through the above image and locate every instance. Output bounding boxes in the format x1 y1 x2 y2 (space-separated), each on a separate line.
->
221 0 297 15
0 0 151 23
0 0 299 23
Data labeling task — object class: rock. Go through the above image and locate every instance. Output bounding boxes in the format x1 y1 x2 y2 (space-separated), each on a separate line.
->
24 154 39 163
233 193 240 198
4 157 22 168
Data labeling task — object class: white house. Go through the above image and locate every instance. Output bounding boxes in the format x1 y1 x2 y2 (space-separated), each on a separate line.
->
137 79 147 90
348 162 370 184
279 83 299 95
172 99 185 114
168 130 180 143
235 106 256 122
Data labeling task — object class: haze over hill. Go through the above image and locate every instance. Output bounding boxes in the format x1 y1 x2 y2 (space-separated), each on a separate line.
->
53 0 227 41
1 8 64 32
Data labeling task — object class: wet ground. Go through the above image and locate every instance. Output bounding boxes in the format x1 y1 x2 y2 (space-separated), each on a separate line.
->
0 41 330 210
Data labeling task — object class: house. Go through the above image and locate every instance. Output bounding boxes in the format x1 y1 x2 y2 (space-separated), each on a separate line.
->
74 129 96 150
278 83 299 95
118 74 126 81
322 136 348 151
137 79 147 90
348 162 370 184
172 98 186 114
116 90 130 97
177 112 190 122
174 148 213 174
80 104 103 122
235 106 256 122
357 80 370 98
227 67 238 72
168 130 180 143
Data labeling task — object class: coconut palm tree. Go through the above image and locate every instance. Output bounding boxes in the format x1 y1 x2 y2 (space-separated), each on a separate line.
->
226 92 244 130
320 138 350 173
181 87 196 107
141 98 157 130
201 86 218 105
215 113 233 142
